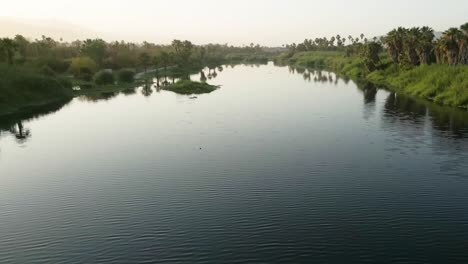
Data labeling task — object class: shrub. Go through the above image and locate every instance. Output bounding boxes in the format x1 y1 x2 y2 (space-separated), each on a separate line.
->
69 57 97 80
94 70 115 85
117 68 135 83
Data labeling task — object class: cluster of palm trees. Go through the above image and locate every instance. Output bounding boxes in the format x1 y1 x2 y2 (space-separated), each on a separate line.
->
384 23 468 66
286 33 367 53
435 24 468 65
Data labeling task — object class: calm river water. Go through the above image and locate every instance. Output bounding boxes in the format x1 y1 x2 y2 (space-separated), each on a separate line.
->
1 63 468 263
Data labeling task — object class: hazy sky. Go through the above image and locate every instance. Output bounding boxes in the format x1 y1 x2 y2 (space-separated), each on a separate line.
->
1 0 467 46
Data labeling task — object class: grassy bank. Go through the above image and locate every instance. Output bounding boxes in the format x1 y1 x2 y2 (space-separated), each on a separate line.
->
0 64 73 115
276 51 468 109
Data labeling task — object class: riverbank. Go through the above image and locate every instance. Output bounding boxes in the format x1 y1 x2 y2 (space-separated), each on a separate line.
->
275 51 468 109
0 64 74 115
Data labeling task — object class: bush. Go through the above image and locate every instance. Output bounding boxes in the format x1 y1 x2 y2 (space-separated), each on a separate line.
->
69 57 97 80
94 70 115 85
117 68 135 83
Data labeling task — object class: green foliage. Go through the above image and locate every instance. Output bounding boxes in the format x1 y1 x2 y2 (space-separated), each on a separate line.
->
69 56 98 80
277 50 468 108
0 64 72 113
94 70 115 85
0 38 19 65
34 57 70 73
138 52 151 70
117 69 135 83
80 39 107 66
362 42 383 72
163 80 218 95
172 40 193 66
368 64 468 108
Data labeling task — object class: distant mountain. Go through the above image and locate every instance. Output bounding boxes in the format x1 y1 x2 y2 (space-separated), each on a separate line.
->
0 17 108 41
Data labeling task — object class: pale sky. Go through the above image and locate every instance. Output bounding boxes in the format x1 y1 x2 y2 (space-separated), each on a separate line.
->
1 0 467 46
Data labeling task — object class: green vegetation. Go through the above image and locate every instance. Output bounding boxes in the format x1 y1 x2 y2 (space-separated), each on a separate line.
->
367 64 468 107
278 22 468 108
0 34 277 116
118 69 135 83
163 80 219 95
0 64 73 114
94 70 115 85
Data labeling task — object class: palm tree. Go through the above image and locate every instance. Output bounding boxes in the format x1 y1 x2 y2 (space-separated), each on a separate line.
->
403 27 422 65
415 26 435 65
458 23 468 64
439 28 464 65
0 38 18 65
336 35 342 46
362 42 383 72
383 27 406 64
434 39 446 64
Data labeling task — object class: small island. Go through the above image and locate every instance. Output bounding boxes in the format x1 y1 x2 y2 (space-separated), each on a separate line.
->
162 80 219 95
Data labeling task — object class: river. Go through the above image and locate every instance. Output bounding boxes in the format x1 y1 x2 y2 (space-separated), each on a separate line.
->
1 63 468 263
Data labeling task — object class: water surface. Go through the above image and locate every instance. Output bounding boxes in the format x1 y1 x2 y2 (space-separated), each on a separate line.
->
1 63 468 263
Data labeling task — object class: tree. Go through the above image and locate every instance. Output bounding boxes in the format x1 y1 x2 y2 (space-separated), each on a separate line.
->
138 52 151 72
458 22 468 64
415 26 435 65
159 51 173 83
403 27 422 66
159 51 171 72
81 39 106 66
172 39 193 67
439 28 464 65
362 42 383 72
200 46 206 62
14 35 29 59
384 27 406 64
0 38 18 65
69 56 98 80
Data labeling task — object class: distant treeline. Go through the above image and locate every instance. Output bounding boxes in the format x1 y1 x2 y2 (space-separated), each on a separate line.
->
285 22 468 71
0 36 273 80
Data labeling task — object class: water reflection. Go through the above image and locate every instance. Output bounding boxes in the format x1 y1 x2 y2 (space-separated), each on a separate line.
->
285 65 468 138
9 122 31 143
2 64 468 148
200 71 207 82
383 91 468 138
141 81 153 97
0 99 70 143
78 92 119 102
